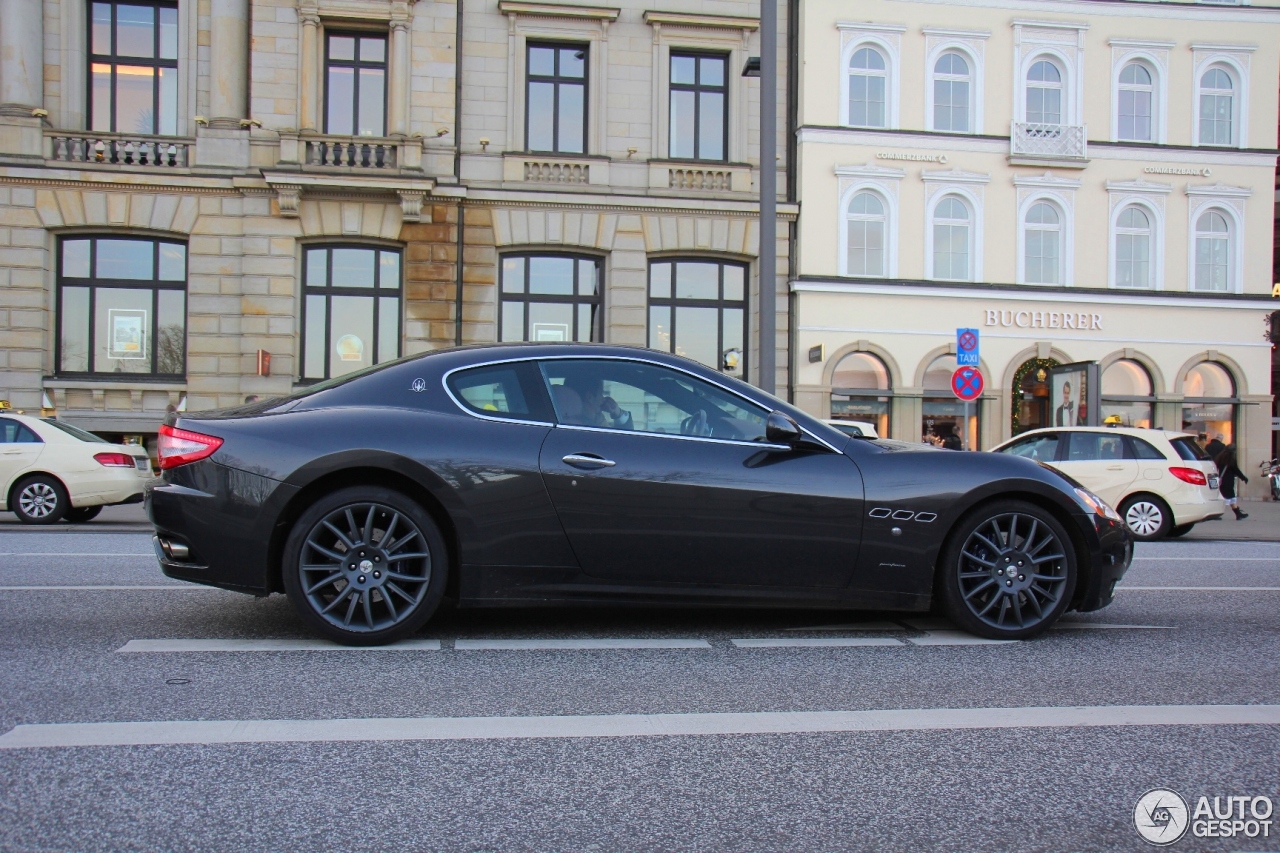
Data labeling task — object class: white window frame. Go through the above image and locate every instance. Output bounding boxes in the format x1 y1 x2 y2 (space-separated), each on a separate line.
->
923 29 988 135
1109 41 1171 144
1105 181 1171 290
837 23 904 130
846 45 890 129
1014 174 1079 286
1185 185 1249 293
835 164 902 278
926 48 978 134
1023 56 1066 126
1011 21 1087 130
922 170 989 283
1190 44 1255 149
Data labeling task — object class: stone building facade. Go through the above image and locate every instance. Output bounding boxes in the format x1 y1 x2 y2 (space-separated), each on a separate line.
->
0 0 787 441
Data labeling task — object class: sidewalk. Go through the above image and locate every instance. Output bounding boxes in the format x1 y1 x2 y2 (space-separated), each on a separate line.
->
1183 498 1280 542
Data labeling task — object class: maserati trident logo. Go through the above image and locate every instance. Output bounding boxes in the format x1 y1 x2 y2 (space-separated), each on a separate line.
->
410 378 427 393
1134 788 1190 845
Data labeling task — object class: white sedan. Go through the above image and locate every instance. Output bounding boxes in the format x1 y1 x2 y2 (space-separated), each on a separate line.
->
0 413 151 524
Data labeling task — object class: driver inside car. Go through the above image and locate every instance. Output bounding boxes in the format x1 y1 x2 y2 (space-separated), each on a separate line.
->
564 374 633 430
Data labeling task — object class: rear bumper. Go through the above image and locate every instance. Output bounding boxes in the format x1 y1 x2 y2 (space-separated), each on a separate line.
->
1074 515 1133 612
66 468 147 508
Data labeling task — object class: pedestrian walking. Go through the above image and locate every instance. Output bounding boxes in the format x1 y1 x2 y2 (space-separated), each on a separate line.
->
1215 444 1249 520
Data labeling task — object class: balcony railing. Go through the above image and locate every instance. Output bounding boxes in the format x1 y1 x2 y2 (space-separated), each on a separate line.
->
276 133 424 172
46 132 192 168
1010 123 1087 162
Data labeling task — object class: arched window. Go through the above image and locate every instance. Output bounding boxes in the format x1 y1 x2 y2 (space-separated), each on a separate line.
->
922 353 979 449
1115 205 1152 289
846 191 886 276
932 195 970 281
932 52 970 132
1117 62 1153 142
1182 361 1236 446
1194 210 1231 292
848 47 887 128
1024 201 1061 285
1026 59 1063 126
830 351 891 437
1198 67 1234 146
1101 359 1154 428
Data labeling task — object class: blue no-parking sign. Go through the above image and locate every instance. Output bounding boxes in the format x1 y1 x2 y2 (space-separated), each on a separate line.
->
956 328 980 366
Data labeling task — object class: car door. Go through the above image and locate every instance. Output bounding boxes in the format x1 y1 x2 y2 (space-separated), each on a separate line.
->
1056 431 1138 507
536 358 865 589
0 418 44 506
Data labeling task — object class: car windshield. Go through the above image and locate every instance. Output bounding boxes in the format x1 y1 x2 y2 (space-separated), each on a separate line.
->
40 418 108 443
829 423 865 438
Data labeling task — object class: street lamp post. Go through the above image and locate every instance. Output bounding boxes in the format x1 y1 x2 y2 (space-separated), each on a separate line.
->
757 0 777 395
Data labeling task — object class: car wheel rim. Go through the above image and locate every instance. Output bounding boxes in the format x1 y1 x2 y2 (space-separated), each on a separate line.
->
299 502 431 634
1125 502 1163 537
957 512 1068 631
18 483 58 518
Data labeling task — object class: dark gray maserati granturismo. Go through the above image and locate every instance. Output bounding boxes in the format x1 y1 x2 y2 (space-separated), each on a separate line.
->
147 343 1132 645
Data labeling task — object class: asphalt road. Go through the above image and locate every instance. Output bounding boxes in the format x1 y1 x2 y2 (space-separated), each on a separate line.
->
0 531 1277 852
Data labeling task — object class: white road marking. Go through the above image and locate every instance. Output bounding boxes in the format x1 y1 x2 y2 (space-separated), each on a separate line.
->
1132 557 1280 561
0 553 154 558
785 621 903 632
1118 586 1280 591
0 585 212 591
454 638 711 650
907 630 1018 646
118 639 441 653
3 704 1276 750
731 638 905 648
1050 623 1175 630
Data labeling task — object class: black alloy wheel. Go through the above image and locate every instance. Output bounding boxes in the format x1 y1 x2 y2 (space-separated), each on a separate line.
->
939 501 1077 640
11 475 69 525
66 506 103 523
282 486 447 645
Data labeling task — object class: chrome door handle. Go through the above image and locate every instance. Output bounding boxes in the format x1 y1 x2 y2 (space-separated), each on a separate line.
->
562 453 616 469
1106 465 1124 470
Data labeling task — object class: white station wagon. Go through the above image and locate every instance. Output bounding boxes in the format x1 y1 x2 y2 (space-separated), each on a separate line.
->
0 412 151 524
992 427 1224 541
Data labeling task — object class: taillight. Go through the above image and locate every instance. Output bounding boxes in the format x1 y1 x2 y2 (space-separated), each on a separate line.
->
157 424 223 470
1169 466 1208 486
94 452 135 468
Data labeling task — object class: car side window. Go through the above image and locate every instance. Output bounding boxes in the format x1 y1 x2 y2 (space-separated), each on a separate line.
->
1128 437 1165 460
1065 432 1126 462
1000 433 1059 462
539 359 769 442
0 419 40 443
446 363 554 423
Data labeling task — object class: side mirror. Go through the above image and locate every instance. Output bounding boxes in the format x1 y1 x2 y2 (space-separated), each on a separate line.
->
765 411 803 445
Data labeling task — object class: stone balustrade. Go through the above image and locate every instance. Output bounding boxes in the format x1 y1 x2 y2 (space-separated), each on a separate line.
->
46 132 193 168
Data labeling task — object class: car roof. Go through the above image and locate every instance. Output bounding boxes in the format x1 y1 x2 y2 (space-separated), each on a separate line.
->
997 426 1194 443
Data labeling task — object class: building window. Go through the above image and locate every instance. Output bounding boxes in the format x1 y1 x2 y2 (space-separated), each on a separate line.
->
325 32 387 137
847 47 887 128
846 191 887 277
301 246 401 381
1115 205 1152 289
830 351 891 437
1198 67 1234 146
1026 59 1063 126
500 254 601 343
1182 361 1236 445
1101 358 1154 428
1193 210 1231 292
669 52 727 161
1117 62 1154 142
932 52 970 132
923 354 979 449
89 0 179 134
1023 201 1061 285
526 43 587 154
932 195 970 281
56 236 186 377
648 259 747 378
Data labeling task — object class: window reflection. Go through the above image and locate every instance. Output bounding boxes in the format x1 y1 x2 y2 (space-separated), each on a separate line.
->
89 0 179 134
326 32 387 136
648 259 747 377
301 246 402 380
500 254 601 343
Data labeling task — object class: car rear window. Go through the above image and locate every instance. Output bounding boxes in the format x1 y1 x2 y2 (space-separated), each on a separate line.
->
1065 432 1128 461
1170 436 1211 461
1128 436 1165 460
41 418 108 443
447 362 553 423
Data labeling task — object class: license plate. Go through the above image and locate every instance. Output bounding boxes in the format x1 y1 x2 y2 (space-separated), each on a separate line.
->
135 457 150 473
1209 476 1219 490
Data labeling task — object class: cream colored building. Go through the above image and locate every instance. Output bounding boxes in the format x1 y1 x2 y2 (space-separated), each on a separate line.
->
792 0 1280 494
0 0 789 444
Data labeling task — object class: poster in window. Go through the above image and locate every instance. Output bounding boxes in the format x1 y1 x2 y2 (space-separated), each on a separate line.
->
107 309 148 360
532 323 569 342
1048 362 1100 427
335 334 365 362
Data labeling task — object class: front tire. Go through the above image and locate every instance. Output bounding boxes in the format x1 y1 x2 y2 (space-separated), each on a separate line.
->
1120 495 1171 541
282 486 447 646
937 501 1077 640
11 476 69 525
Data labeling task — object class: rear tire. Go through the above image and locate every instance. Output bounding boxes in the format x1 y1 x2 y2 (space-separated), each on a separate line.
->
11 475 69 525
66 506 103 523
1168 523 1194 538
1120 495 1172 542
937 500 1077 640
282 486 447 646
